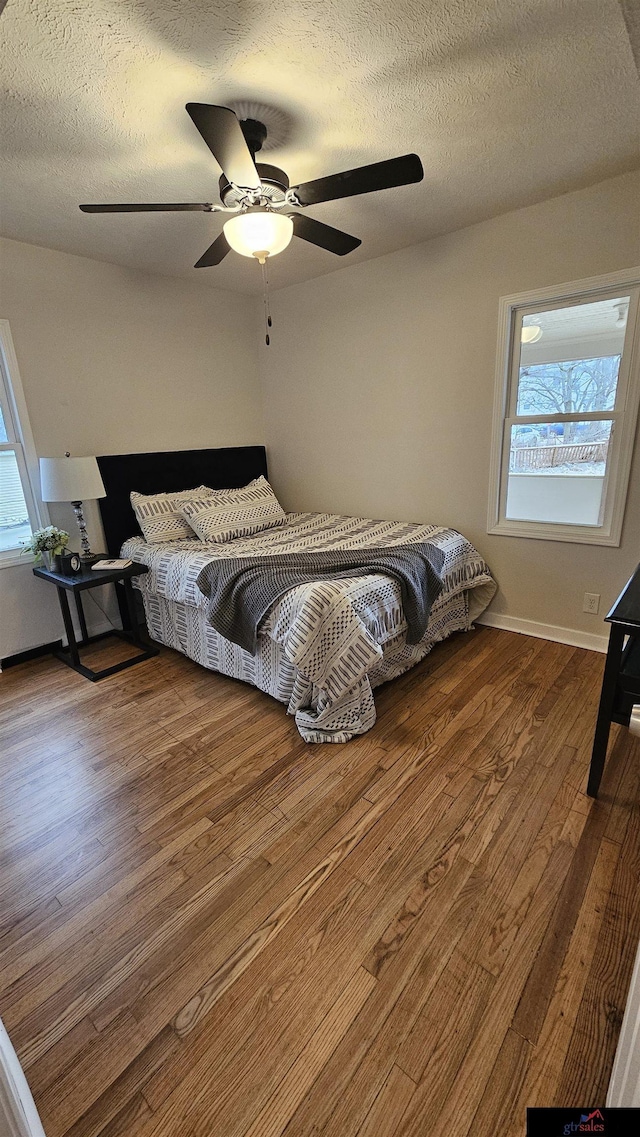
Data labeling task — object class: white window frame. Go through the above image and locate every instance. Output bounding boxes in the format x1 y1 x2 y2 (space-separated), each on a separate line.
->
488 268 640 546
0 319 48 567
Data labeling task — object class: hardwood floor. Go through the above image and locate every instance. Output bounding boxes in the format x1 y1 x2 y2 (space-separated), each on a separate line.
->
1 626 639 1136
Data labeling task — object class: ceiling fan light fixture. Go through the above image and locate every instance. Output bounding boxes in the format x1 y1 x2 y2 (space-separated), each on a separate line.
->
223 210 293 263
615 302 629 329
521 324 543 344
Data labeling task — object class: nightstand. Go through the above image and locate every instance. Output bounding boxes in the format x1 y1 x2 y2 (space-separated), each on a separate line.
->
32 561 159 681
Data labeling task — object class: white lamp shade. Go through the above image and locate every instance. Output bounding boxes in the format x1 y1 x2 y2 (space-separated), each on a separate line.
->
40 455 106 502
223 211 293 260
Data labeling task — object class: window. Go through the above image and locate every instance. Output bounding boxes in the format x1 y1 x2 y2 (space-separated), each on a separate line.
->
488 270 640 545
0 320 45 564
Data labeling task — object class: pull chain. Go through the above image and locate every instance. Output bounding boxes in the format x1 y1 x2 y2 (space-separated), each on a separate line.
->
260 258 273 346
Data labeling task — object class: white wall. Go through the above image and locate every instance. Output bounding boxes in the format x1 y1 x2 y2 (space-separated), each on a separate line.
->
0 237 261 657
259 171 640 640
2 172 639 657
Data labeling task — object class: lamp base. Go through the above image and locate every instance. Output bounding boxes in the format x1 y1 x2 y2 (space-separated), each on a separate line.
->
71 499 97 564
79 552 103 567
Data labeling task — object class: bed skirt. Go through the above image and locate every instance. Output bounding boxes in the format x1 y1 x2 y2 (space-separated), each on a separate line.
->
140 585 475 743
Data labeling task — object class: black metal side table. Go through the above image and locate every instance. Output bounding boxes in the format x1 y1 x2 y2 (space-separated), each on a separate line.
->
32 561 158 681
587 562 640 797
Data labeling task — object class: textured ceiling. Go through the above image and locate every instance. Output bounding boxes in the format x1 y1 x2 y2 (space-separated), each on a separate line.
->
1 0 639 295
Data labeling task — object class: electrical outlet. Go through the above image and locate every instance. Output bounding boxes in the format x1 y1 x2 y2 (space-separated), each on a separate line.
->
583 592 600 615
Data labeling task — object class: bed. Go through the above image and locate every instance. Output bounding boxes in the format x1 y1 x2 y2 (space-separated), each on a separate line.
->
98 447 496 743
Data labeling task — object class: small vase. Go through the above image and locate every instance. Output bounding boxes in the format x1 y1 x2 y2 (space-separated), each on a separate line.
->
41 550 55 570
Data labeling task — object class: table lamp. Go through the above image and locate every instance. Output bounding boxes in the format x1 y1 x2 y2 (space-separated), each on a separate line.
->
40 453 106 564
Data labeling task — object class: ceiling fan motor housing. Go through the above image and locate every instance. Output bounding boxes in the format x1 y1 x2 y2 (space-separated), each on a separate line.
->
217 117 291 204
219 162 290 206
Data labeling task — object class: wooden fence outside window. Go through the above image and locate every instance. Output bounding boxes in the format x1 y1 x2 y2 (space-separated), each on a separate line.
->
509 441 609 472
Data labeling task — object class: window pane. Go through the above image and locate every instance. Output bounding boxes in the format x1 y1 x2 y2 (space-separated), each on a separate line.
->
517 355 621 416
517 296 629 416
0 405 8 443
506 420 612 526
0 448 32 552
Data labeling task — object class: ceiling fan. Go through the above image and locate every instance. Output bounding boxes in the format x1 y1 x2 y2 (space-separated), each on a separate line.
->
80 103 424 269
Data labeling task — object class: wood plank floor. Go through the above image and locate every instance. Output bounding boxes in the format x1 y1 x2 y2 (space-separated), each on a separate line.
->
1 626 639 1137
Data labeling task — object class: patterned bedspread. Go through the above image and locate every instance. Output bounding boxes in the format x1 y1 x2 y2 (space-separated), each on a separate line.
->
122 513 496 742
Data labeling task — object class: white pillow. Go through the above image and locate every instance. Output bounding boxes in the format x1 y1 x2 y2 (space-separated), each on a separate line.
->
179 477 286 543
131 485 216 544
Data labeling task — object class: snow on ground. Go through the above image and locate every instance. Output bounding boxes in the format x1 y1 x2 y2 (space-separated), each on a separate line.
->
510 462 606 476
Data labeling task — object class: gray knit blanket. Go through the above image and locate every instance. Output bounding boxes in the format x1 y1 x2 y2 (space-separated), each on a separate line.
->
196 542 446 655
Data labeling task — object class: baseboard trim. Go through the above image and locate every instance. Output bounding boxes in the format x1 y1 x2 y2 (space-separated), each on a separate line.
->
1 621 116 670
1 640 63 669
476 612 608 654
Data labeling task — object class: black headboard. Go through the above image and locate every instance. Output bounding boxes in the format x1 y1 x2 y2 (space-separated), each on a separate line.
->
97 446 268 555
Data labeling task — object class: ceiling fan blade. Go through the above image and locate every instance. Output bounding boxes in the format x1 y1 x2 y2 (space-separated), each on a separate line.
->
79 203 214 212
186 103 261 190
291 154 423 206
194 232 230 268
289 213 361 255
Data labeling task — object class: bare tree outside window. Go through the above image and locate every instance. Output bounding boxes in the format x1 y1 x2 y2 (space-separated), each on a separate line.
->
516 356 620 446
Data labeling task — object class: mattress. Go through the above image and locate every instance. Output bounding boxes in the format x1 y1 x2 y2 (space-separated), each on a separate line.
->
122 512 496 742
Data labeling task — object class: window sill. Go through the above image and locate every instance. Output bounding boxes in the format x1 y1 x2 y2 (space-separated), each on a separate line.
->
0 550 35 569
487 520 620 546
